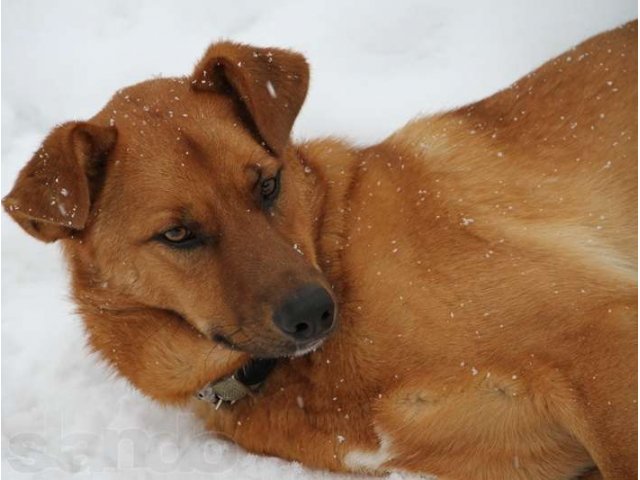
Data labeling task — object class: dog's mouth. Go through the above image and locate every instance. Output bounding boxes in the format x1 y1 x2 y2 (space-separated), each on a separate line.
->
211 331 326 359
212 333 240 350
290 338 325 357
198 337 326 408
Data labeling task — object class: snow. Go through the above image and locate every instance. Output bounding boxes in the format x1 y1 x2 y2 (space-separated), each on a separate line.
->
1 1 636 479
266 81 278 99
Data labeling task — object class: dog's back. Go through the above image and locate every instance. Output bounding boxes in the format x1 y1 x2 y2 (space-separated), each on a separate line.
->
340 21 637 478
392 21 636 289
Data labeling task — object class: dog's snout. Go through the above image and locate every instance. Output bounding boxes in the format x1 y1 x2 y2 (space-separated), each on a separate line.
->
273 285 335 341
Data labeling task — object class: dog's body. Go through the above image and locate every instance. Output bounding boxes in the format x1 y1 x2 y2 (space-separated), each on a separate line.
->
4 21 636 480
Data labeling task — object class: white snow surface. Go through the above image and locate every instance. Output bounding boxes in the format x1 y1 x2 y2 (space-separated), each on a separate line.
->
1 1 636 479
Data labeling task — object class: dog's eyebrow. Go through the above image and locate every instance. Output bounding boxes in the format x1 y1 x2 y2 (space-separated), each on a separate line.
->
247 145 282 172
246 163 263 178
180 133 209 167
170 206 203 229
141 205 198 229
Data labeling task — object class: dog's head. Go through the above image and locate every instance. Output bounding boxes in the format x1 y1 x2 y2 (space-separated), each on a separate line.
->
3 43 336 370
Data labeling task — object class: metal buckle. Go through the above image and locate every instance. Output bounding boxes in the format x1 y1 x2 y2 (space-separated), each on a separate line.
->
196 374 253 409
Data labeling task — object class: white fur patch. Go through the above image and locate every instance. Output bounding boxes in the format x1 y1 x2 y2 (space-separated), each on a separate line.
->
343 428 439 479
343 428 394 472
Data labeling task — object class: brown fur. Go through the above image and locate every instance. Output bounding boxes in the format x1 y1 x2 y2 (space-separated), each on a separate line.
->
3 22 637 480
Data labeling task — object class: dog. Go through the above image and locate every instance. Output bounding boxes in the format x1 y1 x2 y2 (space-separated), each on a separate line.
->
3 20 636 480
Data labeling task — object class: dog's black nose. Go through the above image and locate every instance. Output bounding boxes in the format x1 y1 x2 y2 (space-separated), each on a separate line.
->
273 285 335 341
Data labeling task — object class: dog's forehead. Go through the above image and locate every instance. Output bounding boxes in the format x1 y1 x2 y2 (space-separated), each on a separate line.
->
96 77 261 173
91 78 273 217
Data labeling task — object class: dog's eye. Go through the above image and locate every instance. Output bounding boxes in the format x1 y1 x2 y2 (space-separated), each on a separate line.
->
261 177 278 198
260 171 281 207
162 227 193 243
155 226 204 250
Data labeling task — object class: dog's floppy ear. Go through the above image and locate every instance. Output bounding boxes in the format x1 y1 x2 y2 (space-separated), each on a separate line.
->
191 42 309 156
2 122 117 242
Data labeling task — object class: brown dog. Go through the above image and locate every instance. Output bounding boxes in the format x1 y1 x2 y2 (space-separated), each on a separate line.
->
3 21 637 480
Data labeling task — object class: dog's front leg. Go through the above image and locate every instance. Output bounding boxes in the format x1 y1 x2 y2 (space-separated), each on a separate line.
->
84 308 247 405
193 385 371 473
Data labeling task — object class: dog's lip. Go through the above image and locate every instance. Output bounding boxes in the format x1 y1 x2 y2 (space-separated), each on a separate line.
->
289 338 325 358
212 333 240 350
211 332 326 358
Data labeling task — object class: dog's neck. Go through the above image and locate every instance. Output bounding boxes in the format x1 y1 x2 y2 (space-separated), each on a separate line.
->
296 139 362 301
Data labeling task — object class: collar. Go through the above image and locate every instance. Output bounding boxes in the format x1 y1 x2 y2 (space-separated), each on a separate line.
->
196 358 277 409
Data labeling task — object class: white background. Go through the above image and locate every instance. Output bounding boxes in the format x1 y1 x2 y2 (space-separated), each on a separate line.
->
2 1 637 479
